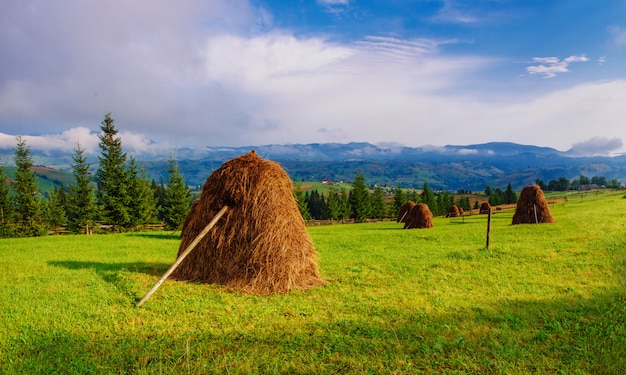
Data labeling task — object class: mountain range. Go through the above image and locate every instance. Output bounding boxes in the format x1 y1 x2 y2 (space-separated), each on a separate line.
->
2 142 625 191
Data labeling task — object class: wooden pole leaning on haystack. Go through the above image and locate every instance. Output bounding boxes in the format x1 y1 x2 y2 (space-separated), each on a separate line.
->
485 209 492 249
136 205 229 307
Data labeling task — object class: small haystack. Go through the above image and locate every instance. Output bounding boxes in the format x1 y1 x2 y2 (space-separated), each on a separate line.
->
171 150 326 295
446 205 461 218
512 185 555 224
404 203 434 229
479 202 492 214
397 201 416 223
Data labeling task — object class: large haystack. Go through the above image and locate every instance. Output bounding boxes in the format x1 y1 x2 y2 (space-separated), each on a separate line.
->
446 205 461 218
397 201 416 223
404 203 434 229
171 150 326 294
479 202 492 214
512 185 555 224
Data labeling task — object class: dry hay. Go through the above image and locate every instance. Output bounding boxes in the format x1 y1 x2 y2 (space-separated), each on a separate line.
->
397 201 416 223
479 202 492 214
404 203 434 229
446 205 461 218
512 185 555 224
171 150 326 295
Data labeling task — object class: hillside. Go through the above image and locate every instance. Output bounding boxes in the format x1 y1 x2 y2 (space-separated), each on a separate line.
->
2 142 626 191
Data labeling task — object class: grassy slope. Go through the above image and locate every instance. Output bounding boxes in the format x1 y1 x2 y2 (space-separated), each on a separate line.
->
0 191 624 374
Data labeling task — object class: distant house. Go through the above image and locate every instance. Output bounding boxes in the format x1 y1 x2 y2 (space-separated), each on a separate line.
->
321 179 332 184
578 184 599 191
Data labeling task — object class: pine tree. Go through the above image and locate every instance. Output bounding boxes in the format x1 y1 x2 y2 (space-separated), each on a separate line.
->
339 188 351 222
152 180 167 222
0 164 14 237
127 156 158 227
421 182 437 214
326 186 341 221
371 186 386 219
67 144 97 233
294 184 312 221
96 113 130 231
0 165 12 223
350 173 371 222
43 187 67 234
504 183 517 204
12 136 42 235
163 156 192 230
307 190 326 220
393 184 407 216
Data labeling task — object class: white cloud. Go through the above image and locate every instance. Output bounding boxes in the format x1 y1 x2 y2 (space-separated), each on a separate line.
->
571 137 623 156
607 25 626 47
526 55 589 78
431 0 479 24
316 0 350 15
0 127 170 156
0 127 98 153
317 0 349 5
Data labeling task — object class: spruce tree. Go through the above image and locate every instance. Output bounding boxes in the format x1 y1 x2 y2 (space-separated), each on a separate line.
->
152 180 167 222
326 186 341 221
96 113 130 231
127 156 158 227
0 164 13 236
163 156 192 230
12 136 42 235
504 183 517 204
393 184 406 215
67 144 97 233
349 173 371 222
420 182 437 214
0 165 11 222
294 184 312 221
371 186 386 219
307 190 326 220
339 188 351 222
43 187 67 234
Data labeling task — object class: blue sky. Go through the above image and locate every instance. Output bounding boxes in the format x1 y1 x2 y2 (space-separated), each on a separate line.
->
1 0 625 156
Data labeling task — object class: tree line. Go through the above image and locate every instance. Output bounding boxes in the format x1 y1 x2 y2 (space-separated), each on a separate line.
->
295 173 487 222
535 175 621 192
0 114 192 237
296 171 621 223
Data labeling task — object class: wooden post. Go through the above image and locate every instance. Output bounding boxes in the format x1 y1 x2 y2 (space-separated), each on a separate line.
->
485 208 492 249
533 204 538 224
136 205 229 307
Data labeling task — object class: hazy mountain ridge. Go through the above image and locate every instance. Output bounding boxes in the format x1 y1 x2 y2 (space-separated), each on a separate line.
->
1 142 625 191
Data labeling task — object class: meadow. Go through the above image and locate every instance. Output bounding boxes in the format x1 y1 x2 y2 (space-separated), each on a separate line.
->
0 191 625 374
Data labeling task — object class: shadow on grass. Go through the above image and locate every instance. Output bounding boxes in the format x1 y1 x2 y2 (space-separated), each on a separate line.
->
48 260 173 304
48 260 171 276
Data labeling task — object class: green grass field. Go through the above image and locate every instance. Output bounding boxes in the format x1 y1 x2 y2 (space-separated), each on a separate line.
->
1 191 625 374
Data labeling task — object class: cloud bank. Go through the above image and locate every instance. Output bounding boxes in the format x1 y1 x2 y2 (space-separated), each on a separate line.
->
0 1 625 156
571 137 624 156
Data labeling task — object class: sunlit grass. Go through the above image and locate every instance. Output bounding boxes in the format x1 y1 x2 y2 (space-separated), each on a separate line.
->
0 191 624 373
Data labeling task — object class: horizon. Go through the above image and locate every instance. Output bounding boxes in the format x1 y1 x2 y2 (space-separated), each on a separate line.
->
1 129 625 162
